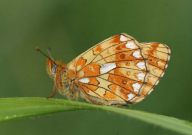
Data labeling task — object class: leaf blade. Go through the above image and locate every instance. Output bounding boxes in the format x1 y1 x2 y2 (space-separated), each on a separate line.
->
0 97 191 135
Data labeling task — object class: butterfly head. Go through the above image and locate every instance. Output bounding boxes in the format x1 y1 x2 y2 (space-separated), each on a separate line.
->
36 47 66 78
46 58 58 78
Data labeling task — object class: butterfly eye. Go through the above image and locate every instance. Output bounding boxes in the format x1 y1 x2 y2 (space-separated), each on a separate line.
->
51 64 57 74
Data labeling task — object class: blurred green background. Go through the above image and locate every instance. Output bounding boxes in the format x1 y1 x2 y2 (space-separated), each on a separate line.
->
0 0 192 135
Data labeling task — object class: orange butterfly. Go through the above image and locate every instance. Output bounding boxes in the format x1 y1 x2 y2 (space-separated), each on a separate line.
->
37 33 171 105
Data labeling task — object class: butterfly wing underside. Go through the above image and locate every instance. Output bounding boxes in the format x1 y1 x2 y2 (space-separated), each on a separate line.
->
67 33 171 105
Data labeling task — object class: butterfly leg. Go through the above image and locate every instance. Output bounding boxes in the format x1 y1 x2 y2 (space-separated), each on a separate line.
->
47 84 57 98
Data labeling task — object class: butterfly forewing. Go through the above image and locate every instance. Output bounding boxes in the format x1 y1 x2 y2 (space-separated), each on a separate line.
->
67 34 170 105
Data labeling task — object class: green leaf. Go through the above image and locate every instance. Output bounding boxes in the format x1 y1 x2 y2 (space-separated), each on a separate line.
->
0 97 192 135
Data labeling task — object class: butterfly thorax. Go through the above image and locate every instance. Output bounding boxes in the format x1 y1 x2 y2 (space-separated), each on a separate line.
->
54 65 68 91
46 58 77 99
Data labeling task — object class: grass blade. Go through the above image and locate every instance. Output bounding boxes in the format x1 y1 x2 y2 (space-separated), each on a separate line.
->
0 97 191 135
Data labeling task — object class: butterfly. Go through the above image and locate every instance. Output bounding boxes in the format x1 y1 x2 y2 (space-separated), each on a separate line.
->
37 33 171 105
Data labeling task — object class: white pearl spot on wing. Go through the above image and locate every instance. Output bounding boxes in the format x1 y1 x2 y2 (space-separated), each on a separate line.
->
134 96 145 103
100 63 116 74
78 78 90 83
168 48 171 54
155 80 160 85
127 93 135 100
161 72 165 77
148 89 154 95
137 62 145 69
132 83 141 93
133 50 142 58
125 41 137 49
167 55 170 61
137 72 145 80
120 35 129 42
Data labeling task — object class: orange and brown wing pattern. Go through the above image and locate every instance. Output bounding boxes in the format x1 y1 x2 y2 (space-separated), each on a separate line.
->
67 33 171 105
131 42 171 103
67 34 135 73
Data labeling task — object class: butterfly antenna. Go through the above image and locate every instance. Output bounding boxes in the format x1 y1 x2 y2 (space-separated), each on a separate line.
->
47 47 55 61
35 47 54 61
